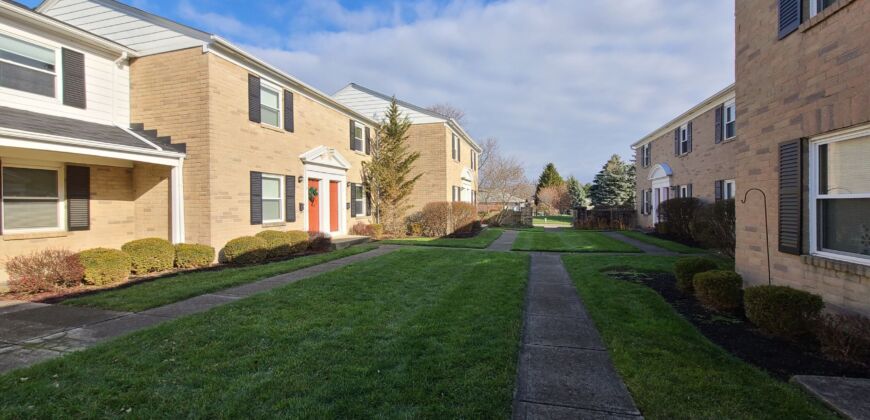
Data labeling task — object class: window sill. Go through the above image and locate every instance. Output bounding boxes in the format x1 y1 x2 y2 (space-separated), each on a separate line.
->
262 222 286 228
802 253 869 277
260 123 285 133
353 150 367 156
3 231 70 241
800 0 855 33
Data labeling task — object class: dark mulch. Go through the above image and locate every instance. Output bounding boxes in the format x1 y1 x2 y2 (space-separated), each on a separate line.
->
609 271 870 381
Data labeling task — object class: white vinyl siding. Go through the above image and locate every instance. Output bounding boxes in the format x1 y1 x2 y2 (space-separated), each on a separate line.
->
261 174 283 223
333 85 446 124
2 163 64 233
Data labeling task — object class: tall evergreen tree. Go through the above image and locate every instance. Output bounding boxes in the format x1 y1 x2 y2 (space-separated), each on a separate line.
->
589 155 636 208
535 163 564 204
362 98 421 234
566 176 588 209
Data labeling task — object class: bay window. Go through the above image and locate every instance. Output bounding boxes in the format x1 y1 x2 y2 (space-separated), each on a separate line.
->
810 129 870 264
0 32 56 97
261 174 283 223
2 164 62 232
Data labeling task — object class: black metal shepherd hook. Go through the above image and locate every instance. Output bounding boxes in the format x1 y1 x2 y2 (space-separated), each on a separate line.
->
741 188 772 286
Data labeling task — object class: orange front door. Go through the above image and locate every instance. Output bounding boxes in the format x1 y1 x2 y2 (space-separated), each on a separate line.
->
329 181 339 232
308 179 320 232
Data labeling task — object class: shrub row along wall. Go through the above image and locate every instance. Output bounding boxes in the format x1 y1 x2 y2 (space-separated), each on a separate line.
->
656 198 735 257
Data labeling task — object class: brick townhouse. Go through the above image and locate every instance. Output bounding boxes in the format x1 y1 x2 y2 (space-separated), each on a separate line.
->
734 0 869 315
334 83 481 213
0 1 185 288
633 85 739 227
38 0 378 253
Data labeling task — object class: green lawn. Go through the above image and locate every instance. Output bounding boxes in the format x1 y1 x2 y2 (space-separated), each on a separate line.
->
561 255 834 419
380 228 503 249
0 248 529 418
512 229 641 253
533 215 573 226
619 231 707 254
63 245 379 312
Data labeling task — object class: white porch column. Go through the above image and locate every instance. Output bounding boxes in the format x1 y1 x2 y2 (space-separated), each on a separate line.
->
170 159 186 244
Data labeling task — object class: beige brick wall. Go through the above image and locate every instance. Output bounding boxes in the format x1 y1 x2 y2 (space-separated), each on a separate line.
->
735 0 870 315
445 129 479 202
133 163 171 239
635 105 738 228
405 123 449 212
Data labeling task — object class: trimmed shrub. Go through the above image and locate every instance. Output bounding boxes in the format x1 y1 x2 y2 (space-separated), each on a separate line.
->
744 285 824 338
308 232 332 252
174 244 215 269
256 230 295 258
692 199 736 258
286 230 310 254
121 238 175 274
369 224 384 239
220 236 268 265
674 257 718 293
420 202 452 237
657 197 703 243
451 202 479 234
816 313 870 366
350 222 372 236
78 248 132 286
6 249 85 293
693 270 743 312
408 222 424 237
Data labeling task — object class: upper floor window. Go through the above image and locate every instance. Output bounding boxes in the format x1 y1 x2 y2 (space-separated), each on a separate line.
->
808 0 836 17
641 143 651 167
679 124 690 155
451 134 461 161
259 83 281 127
0 32 56 98
724 100 736 140
351 121 365 152
810 130 870 264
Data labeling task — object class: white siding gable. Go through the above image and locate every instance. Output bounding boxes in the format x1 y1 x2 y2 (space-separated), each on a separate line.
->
40 0 208 56
0 14 130 126
333 85 447 125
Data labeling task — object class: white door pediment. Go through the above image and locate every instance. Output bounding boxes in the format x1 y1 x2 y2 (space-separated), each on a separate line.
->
299 146 352 171
648 163 673 180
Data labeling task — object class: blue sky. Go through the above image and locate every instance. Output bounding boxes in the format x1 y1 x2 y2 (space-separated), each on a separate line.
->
23 0 735 182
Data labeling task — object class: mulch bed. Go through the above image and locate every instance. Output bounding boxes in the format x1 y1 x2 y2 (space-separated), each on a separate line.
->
609 271 870 381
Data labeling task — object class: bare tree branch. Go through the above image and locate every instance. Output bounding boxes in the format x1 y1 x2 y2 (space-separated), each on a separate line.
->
427 103 466 126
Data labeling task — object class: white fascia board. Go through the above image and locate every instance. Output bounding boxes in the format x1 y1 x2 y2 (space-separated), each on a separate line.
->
631 84 735 149
207 37 378 127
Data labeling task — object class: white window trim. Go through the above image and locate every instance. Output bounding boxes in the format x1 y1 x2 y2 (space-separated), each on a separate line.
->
643 144 651 167
352 121 365 152
679 124 689 155
1 159 66 234
680 185 689 198
259 80 282 128
808 126 870 266
724 99 736 140
808 0 834 17
352 183 366 217
261 173 284 223
452 134 460 162
724 179 736 199
0 29 60 102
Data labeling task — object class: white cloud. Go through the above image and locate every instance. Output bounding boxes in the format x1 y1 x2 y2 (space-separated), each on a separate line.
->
206 0 735 181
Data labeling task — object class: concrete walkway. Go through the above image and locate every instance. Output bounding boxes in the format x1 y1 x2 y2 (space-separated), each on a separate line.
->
513 253 641 419
600 231 677 256
488 229 519 251
792 376 870 420
0 246 398 374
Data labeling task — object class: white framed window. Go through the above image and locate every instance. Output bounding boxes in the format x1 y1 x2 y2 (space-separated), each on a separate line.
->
352 121 365 152
0 32 56 98
809 0 837 17
724 179 736 199
261 174 284 223
641 143 651 167
724 99 736 140
260 82 281 128
352 183 366 216
680 185 689 198
679 124 689 155
452 134 460 161
2 162 64 233
809 128 870 265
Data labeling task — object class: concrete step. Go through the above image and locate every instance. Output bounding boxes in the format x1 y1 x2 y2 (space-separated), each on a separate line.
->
331 236 370 250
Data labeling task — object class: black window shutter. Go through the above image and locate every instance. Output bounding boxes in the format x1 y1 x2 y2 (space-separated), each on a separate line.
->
714 180 723 201
62 48 86 109
285 175 296 222
715 105 724 144
674 128 680 156
779 139 805 255
248 75 261 123
457 138 461 162
687 122 693 153
687 184 693 198
452 136 457 160
350 183 358 217
66 165 90 230
365 127 371 155
778 0 802 39
250 171 262 225
349 120 355 150
283 90 294 132
365 191 372 216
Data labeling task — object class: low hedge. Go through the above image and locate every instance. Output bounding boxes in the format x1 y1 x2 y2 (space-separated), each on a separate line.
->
286 231 310 253
674 257 718 293
220 236 268 265
744 285 824 338
77 248 132 286
256 230 296 258
693 270 743 312
121 238 175 274
174 244 215 269
5 249 85 293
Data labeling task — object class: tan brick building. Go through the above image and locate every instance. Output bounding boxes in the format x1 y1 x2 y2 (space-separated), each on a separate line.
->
333 84 481 213
40 0 377 255
734 0 870 315
633 85 738 227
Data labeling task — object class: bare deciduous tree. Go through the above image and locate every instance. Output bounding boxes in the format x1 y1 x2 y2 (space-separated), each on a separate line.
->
537 185 571 215
427 103 466 126
478 138 533 224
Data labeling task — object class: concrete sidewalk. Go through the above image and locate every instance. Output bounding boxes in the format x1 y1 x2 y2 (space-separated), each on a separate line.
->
513 253 641 419
488 230 519 251
0 246 398 374
600 231 677 256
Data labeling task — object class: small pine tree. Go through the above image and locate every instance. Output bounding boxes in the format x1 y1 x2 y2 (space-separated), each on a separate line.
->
362 98 422 234
589 155 636 208
535 163 564 204
566 176 588 209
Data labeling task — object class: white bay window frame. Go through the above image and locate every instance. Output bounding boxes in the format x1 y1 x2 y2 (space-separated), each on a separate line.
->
808 126 870 266
1 160 65 234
